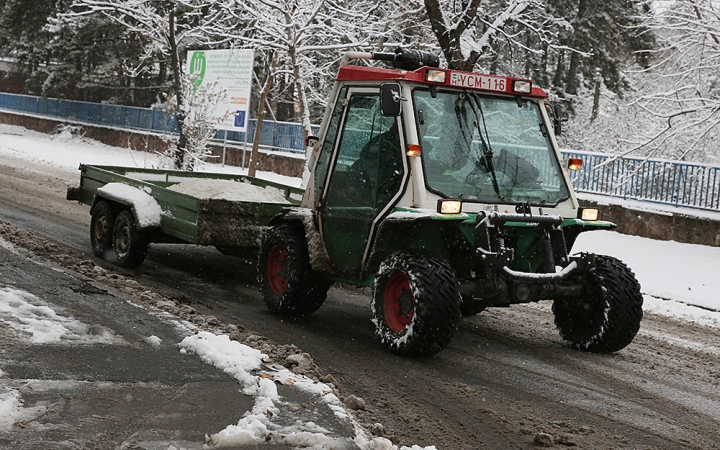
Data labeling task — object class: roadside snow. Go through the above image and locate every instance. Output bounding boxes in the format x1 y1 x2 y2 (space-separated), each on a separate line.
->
0 286 125 345
0 123 301 187
179 331 435 450
0 388 47 430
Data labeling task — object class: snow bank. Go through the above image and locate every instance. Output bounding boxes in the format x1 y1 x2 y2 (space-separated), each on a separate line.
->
0 388 47 430
0 286 125 345
179 331 264 388
178 331 436 450
168 178 291 204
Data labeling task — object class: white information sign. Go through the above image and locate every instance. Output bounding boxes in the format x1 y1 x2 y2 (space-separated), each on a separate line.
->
186 49 254 132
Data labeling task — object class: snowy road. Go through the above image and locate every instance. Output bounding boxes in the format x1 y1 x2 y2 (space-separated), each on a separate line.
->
1 125 720 449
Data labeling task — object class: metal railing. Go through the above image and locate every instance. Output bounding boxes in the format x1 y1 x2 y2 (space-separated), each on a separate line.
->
2 91 719 212
0 92 315 154
562 150 720 213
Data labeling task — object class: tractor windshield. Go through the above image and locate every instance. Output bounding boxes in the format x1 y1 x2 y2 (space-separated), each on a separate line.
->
413 89 570 205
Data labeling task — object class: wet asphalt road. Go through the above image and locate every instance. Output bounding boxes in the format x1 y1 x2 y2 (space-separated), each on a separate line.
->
0 242 258 449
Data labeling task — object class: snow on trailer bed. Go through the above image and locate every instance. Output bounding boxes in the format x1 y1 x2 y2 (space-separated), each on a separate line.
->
167 178 291 204
68 165 304 249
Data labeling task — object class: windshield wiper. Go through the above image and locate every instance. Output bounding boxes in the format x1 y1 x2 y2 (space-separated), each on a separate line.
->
465 91 504 201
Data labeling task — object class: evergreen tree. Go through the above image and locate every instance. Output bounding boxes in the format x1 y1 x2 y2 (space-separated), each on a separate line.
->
547 0 655 99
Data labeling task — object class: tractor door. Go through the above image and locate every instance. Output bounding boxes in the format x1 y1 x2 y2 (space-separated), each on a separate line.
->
317 88 407 276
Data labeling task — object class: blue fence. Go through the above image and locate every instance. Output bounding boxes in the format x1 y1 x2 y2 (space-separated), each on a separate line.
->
563 150 720 213
0 92 314 154
2 91 719 213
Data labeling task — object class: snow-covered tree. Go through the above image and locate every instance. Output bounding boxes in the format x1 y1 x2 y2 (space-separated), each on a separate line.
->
66 0 236 169
625 0 720 162
156 74 230 170
546 0 655 100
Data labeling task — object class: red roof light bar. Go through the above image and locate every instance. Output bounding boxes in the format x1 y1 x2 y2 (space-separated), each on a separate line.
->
337 64 547 98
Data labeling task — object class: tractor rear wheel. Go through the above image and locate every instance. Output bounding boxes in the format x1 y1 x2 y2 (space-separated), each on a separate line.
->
259 223 330 316
552 254 643 353
372 252 461 356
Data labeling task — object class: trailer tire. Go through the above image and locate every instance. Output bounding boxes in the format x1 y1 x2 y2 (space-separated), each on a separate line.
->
552 254 643 353
259 223 330 316
90 200 116 259
372 252 461 356
112 209 149 268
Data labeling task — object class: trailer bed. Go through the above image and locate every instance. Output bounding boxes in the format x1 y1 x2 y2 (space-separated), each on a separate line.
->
67 164 304 248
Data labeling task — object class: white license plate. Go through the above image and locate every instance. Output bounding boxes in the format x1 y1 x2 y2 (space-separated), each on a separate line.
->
449 73 507 92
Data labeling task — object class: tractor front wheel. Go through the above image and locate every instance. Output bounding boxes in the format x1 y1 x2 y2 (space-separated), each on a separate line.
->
258 223 330 316
552 254 643 353
372 252 461 356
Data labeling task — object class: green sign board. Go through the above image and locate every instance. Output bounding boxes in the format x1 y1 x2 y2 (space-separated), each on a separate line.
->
186 49 254 132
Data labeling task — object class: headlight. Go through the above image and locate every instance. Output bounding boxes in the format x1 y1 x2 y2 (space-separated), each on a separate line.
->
578 208 599 221
567 158 583 171
512 79 532 94
425 69 447 83
437 199 462 214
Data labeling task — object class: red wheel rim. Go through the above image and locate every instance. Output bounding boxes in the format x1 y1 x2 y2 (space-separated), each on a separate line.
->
267 244 289 294
383 272 414 332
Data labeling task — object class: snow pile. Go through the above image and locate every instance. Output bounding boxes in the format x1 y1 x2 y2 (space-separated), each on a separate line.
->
180 331 264 387
0 388 47 430
145 335 162 348
642 296 720 329
179 331 436 450
0 123 164 170
0 286 125 345
168 178 291 204
97 183 163 228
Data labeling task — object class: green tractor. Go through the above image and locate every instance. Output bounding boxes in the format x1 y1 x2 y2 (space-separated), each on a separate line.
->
259 48 642 356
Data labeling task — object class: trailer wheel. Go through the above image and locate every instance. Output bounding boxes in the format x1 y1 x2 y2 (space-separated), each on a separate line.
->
90 200 116 259
112 209 148 268
372 253 461 356
552 254 643 353
259 224 330 316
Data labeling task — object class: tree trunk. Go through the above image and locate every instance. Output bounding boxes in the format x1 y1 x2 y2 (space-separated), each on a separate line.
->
249 51 278 178
424 0 482 71
168 8 187 170
276 71 295 122
566 51 581 95
590 68 601 123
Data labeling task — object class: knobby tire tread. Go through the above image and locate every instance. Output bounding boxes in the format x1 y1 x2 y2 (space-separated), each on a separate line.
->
553 254 643 353
259 223 330 316
373 252 461 356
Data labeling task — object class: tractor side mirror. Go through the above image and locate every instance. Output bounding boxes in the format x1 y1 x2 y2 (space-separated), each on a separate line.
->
380 82 402 117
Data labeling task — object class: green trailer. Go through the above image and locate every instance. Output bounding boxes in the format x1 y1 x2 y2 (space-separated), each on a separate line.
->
67 164 304 267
